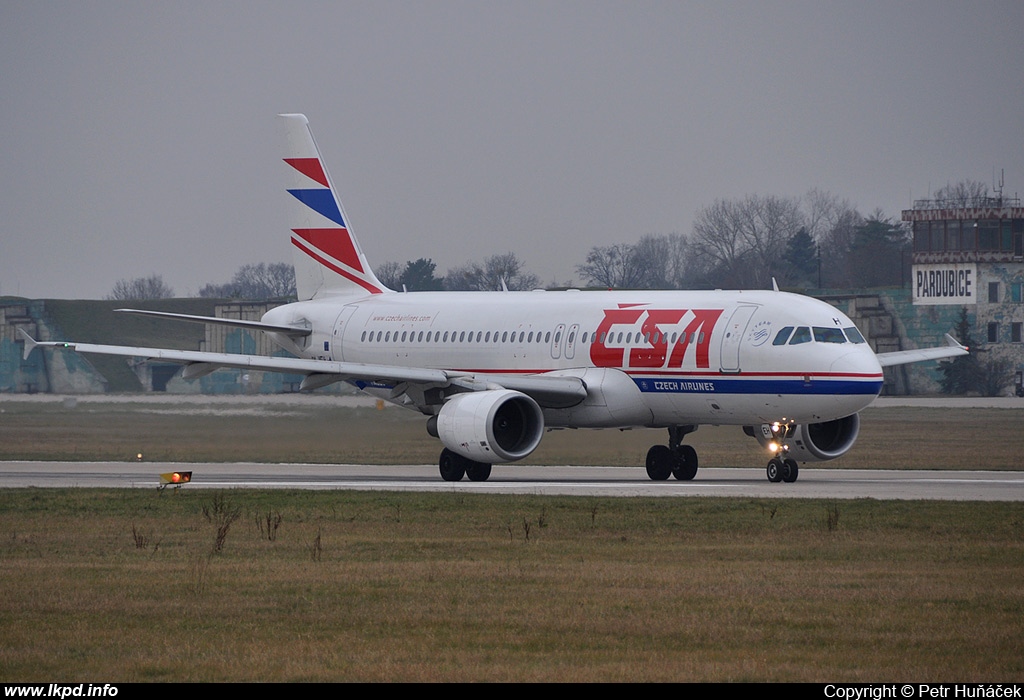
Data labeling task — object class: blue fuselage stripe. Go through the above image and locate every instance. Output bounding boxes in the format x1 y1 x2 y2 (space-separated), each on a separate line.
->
632 377 883 395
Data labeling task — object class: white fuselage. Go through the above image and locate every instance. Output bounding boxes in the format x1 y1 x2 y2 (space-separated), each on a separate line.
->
262 288 884 428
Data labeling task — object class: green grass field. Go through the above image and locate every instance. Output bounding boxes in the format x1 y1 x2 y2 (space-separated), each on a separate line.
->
1 400 1023 469
1 401 1022 681
1 489 1022 682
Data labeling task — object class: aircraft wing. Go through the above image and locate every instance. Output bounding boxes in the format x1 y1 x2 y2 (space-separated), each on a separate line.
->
18 331 586 407
875 334 968 368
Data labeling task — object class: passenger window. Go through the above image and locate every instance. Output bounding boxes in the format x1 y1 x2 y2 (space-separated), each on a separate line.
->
773 327 793 346
813 327 846 343
844 326 866 344
789 327 812 345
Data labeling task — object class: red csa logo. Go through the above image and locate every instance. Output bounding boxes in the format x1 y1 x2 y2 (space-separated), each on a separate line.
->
589 306 724 369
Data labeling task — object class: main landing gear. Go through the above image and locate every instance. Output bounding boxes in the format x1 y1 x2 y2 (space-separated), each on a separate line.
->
645 425 698 481
766 457 799 483
438 448 492 482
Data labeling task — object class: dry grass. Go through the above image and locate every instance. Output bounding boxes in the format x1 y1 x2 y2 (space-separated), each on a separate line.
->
1 401 1022 470
1 489 1022 681
2 399 1022 680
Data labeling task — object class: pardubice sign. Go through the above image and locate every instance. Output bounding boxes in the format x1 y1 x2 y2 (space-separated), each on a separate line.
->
913 263 976 305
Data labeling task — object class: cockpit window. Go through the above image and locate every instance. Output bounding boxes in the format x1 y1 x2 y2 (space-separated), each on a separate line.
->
813 326 847 344
844 326 866 344
772 327 794 346
789 326 812 345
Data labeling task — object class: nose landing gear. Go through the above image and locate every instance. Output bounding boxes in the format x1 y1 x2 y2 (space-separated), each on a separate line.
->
764 422 799 483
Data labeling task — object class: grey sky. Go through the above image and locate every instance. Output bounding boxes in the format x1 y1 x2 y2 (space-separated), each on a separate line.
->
3 1 1022 299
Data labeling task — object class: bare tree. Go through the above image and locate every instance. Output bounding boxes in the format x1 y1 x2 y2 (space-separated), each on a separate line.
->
802 189 863 288
445 253 539 291
107 274 175 300
198 262 296 299
933 180 990 207
575 243 647 289
375 261 402 290
689 195 802 289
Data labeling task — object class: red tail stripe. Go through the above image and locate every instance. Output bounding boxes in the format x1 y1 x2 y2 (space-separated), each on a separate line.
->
292 228 364 273
291 237 383 295
284 158 330 188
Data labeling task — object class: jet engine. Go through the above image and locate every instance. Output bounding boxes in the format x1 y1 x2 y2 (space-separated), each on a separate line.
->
432 390 544 463
747 413 861 462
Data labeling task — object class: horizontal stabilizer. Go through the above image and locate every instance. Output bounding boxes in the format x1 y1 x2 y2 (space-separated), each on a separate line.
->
116 309 311 337
17 328 40 360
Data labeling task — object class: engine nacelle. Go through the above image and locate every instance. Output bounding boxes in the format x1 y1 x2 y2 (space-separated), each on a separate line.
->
434 390 544 464
747 413 861 462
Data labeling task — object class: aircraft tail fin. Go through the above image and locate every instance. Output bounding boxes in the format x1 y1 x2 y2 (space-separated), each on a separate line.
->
279 113 390 300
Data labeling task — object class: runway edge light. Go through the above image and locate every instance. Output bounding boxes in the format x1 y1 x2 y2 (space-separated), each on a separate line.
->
159 471 193 489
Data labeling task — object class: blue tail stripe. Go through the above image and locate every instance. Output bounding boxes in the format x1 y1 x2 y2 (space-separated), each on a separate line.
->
288 189 346 227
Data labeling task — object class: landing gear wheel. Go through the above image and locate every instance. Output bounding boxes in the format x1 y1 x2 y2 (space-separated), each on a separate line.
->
465 461 492 482
439 448 466 482
766 458 783 483
645 445 673 481
781 458 799 483
672 444 699 481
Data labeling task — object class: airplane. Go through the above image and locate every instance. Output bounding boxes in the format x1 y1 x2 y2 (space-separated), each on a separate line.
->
22 113 968 484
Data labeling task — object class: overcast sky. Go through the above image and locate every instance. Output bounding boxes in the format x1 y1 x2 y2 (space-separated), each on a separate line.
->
3 1 1022 299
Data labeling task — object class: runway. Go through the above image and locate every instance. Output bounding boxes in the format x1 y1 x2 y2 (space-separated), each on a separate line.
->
1 461 1022 500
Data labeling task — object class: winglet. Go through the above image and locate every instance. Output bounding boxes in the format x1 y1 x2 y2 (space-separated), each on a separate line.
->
771 277 780 292
17 328 41 360
944 333 968 352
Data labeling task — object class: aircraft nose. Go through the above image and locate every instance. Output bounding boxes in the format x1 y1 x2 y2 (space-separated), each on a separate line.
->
830 347 883 375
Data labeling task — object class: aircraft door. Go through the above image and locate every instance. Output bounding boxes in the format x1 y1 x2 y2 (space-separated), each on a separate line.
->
550 324 565 360
564 324 580 360
719 305 758 373
332 305 358 362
